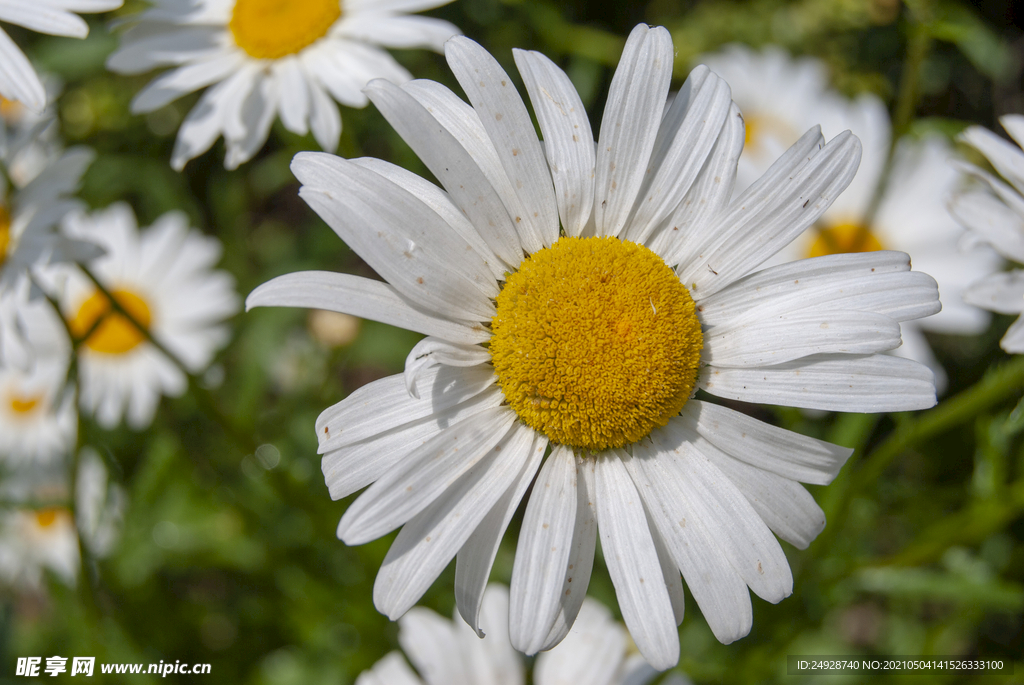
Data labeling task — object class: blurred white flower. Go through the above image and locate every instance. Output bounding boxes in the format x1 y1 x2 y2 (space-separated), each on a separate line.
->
356 585 663 685
950 114 1024 353
75 448 126 557
54 203 239 429
0 352 75 465
702 44 1001 388
0 0 124 112
107 0 460 170
250 26 940 668
0 506 78 588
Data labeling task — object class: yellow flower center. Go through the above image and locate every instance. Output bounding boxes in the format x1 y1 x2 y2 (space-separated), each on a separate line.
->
743 112 798 153
69 288 153 355
490 237 703 452
0 97 24 123
230 0 342 60
807 222 885 258
34 508 65 528
8 393 42 415
0 206 11 267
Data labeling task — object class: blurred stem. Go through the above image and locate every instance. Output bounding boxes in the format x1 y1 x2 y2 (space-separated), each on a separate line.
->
816 355 1024 561
78 265 257 454
862 2 934 227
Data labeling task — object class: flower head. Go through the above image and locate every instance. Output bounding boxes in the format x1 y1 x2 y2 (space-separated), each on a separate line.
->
950 115 1024 353
53 203 239 428
249 25 941 668
107 0 460 170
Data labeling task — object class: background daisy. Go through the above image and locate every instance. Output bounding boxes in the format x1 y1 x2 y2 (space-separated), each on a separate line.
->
107 0 461 170
951 115 1024 353
55 203 239 429
0 0 123 112
703 44 1001 389
357 584 660 685
249 26 941 668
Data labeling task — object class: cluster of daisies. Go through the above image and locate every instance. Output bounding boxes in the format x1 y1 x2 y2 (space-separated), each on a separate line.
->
0 2 240 595
2 0 1024 680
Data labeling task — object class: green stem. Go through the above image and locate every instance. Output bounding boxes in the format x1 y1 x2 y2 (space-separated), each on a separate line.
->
78 265 256 453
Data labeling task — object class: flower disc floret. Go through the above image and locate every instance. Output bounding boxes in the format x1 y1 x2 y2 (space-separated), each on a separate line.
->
69 289 152 355
490 236 703 451
230 0 341 60
808 222 884 258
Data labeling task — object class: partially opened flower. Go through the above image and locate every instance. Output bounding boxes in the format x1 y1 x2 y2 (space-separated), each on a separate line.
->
0 0 123 112
107 0 460 170
0 353 75 465
705 44 1000 389
950 115 1024 353
357 585 659 685
0 506 79 588
54 203 239 428
249 25 940 668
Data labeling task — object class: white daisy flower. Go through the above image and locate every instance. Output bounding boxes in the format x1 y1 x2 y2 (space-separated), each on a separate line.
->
55 203 239 429
107 0 460 171
248 25 940 668
0 147 98 299
0 353 75 465
704 45 1000 388
0 0 124 112
0 505 79 588
357 584 661 685
949 114 1024 353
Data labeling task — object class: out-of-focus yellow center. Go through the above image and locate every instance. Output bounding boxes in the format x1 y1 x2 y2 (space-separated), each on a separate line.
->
0 97 23 123
743 112 798 153
8 393 42 415
807 222 885 258
0 206 11 266
490 237 703 452
70 288 153 355
230 0 341 60
34 508 65 528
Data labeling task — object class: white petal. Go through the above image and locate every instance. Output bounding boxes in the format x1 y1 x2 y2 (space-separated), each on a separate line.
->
962 270 1024 314
170 65 257 171
131 52 243 113
537 454 598 652
337 14 459 51
949 188 1024 263
595 451 679 670
593 25 673 237
1001 315 1024 353
306 76 342 152
679 130 862 298
679 400 852 485
292 152 499 319
513 48 595 237
534 600 625 685
365 78 522 267
453 585 524 685
404 337 492 398
702 309 902 367
696 251 940 328
648 102 744 265
454 433 547 636
398 608 469 685
338 406 516 545
648 509 686 625
223 72 277 169
321 386 504 501
273 57 309 135
446 36 558 252
700 353 937 412
246 271 490 344
700 445 826 549
625 440 752 645
1001 114 1024 148
349 156 505 280
373 421 533 620
106 26 222 75
624 65 732 245
317 365 495 452
509 445 578 655
0 3 88 36
0 29 45 112
961 124 1024 195
355 652 424 685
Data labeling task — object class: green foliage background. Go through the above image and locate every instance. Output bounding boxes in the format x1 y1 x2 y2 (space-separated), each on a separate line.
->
4 0 1024 682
